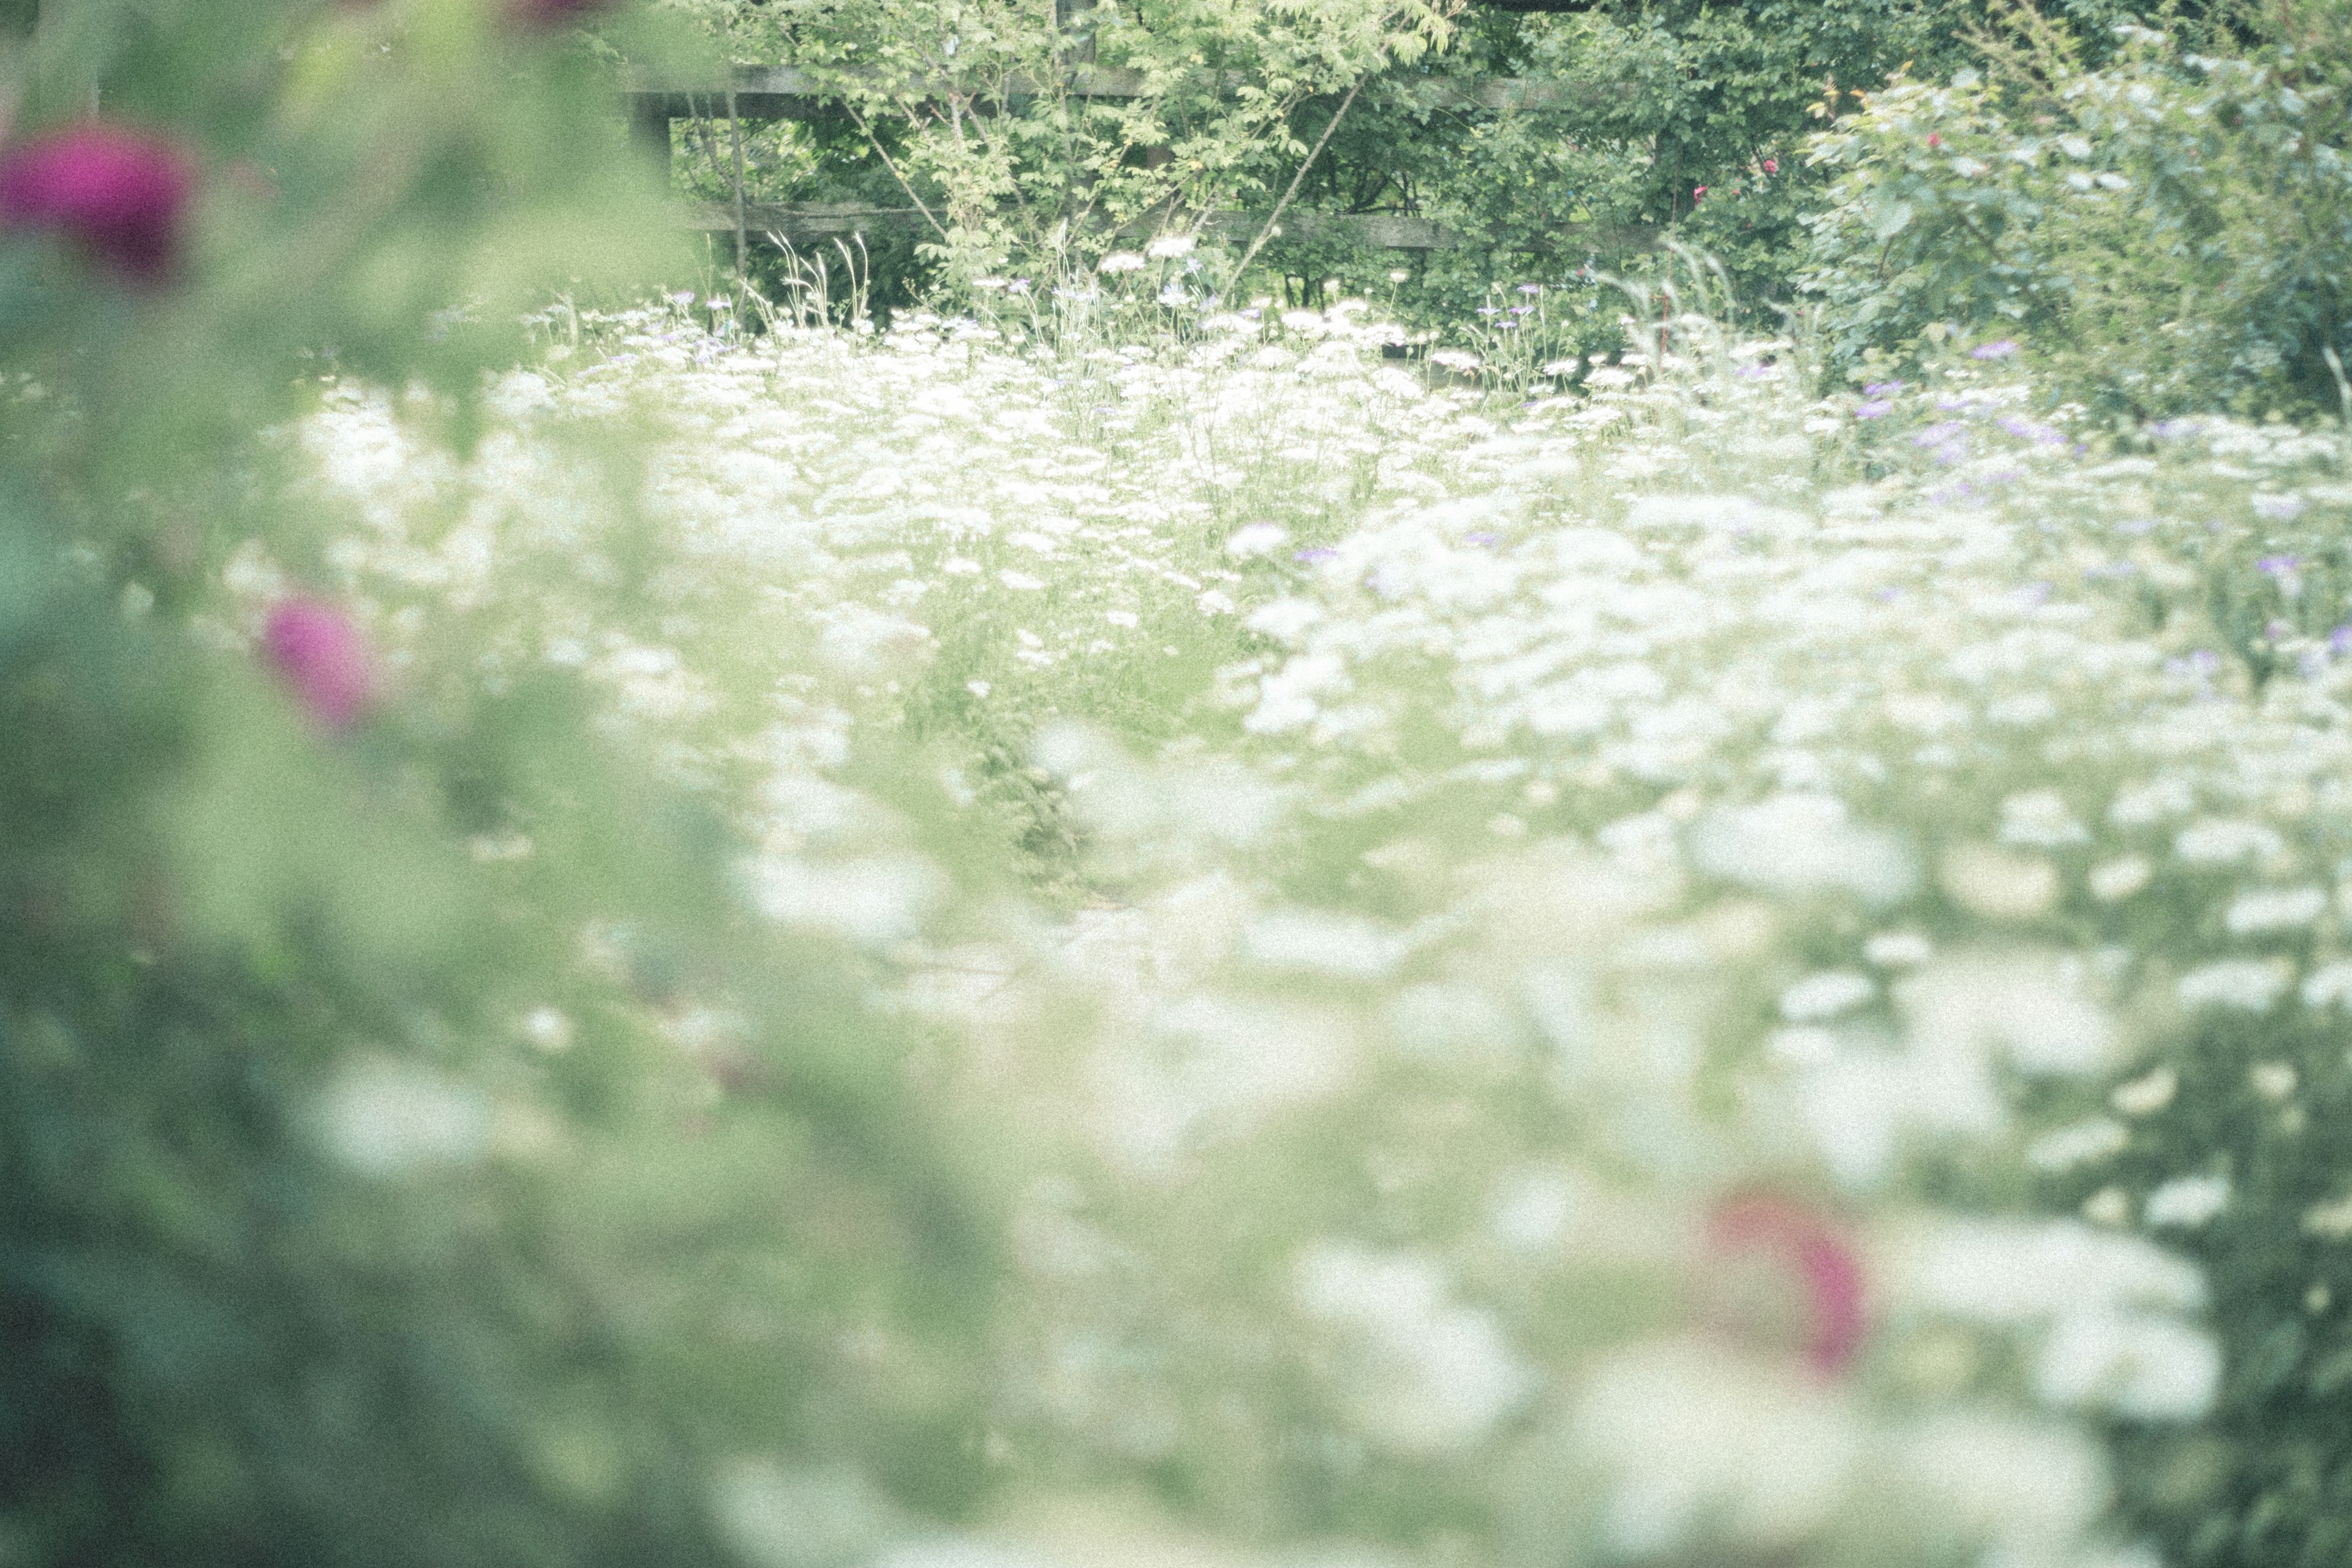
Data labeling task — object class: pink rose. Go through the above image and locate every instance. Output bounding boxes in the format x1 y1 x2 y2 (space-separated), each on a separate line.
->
263 599 375 729
0 123 195 282
1706 1193 1868 1376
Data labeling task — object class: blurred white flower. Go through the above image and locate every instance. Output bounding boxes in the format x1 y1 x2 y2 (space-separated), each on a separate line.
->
2175 818 2285 864
1688 794 1917 907
2145 1174 2231 1228
2223 886 2326 933
2034 1310 2220 1420
1226 521 1291 558
2176 958 2292 1011
1294 1243 1533 1453
315 1060 492 1178
1780 970 1876 1022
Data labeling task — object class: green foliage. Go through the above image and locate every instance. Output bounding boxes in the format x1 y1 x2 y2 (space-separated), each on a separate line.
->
1800 0 2352 416
0 3 1001 1562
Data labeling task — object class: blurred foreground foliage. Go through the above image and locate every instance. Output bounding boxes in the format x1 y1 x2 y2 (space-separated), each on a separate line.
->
0 2 1000 1562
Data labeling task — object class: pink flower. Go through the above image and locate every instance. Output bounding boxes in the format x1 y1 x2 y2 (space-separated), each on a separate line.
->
263 599 375 729
1762 157 1779 174
0 123 195 281
1706 1193 1868 1376
1926 133 1943 149
1692 184 1707 202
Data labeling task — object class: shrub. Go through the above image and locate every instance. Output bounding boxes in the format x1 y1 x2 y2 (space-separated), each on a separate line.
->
1800 1 2352 417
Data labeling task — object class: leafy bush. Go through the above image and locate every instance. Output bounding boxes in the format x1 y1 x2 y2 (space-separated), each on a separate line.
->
0 4 1000 1562
1801 1 2352 417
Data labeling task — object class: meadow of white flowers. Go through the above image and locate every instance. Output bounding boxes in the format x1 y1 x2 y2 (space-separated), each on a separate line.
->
254 284 2352 1567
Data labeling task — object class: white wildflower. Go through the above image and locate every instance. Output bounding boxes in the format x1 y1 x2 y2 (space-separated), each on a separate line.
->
2111 1065 2178 1116
315 1060 492 1178
2088 856 2154 902
2223 886 2326 933
2000 789 2090 847
2302 961 2352 1008
2175 818 2285 865
2144 1174 2230 1228
2026 1117 2130 1172
1864 931 1934 967
2176 957 2292 1011
1780 970 1877 1022
2034 1311 2220 1420
1226 521 1292 558
1294 1243 1533 1453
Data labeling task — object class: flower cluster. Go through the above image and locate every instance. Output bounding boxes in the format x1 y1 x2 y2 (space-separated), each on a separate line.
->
269 288 2352 1567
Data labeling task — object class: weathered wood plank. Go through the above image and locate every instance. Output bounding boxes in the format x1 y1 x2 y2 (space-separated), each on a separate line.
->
624 64 1589 118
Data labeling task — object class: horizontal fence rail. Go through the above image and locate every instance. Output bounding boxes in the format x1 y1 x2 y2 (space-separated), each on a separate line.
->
673 200 1652 257
624 64 1595 119
631 65 1632 255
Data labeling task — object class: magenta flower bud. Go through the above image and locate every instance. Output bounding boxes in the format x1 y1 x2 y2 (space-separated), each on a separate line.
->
0 123 195 282
1707 1193 1868 1376
264 599 375 729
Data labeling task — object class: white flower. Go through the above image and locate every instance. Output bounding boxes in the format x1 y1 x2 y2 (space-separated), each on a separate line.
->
1687 794 1918 907
2175 818 2285 864
2303 961 2352 1008
315 1060 492 1178
2000 789 2089 847
1226 521 1292 558
1864 931 1934 967
2026 1117 2129 1172
998 569 1046 591
1242 908 1411 979
1144 233 1196 260
1572 1341 1862 1557
2111 1065 2178 1116
1294 1244 1532 1453
2034 1311 2220 1420
1891 1218 2206 1324
1780 970 1877 1022
2088 856 2154 902
2144 1174 2230 1228
520 1006 573 1052
1096 251 1147 274
2176 957 2292 1011
2223 886 2326 933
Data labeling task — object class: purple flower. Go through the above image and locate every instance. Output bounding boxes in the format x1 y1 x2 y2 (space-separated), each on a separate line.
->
2329 625 2352 655
2257 555 2302 576
1863 380 1905 396
1517 283 1544 296
1969 339 2020 360
1294 547 1338 564
264 599 375 729
1855 399 1894 420
1463 531 1501 547
0 123 195 281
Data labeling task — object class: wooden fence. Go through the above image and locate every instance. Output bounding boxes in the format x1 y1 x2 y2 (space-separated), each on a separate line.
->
625 65 1642 255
